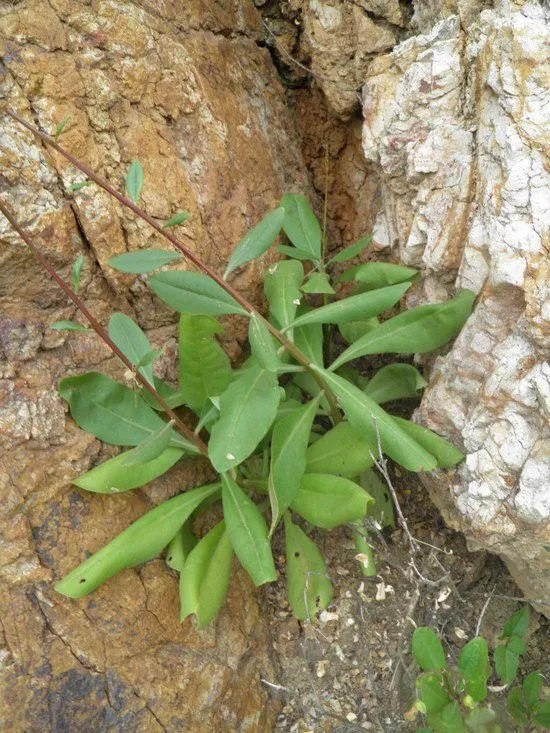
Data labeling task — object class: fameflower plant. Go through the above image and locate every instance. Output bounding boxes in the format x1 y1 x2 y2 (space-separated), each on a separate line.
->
2 111 476 628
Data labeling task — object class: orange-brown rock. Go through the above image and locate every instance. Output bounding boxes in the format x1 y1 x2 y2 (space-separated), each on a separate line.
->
0 0 314 729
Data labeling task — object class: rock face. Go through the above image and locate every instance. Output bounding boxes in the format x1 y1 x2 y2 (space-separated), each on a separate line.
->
1 3 549 730
360 0 550 611
0 1 312 728
289 0 402 118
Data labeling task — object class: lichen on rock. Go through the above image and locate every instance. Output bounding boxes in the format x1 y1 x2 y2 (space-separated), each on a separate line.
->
360 0 550 612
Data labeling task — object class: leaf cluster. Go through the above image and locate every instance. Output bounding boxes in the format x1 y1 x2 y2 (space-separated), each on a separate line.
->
411 607 549 732
50 176 475 627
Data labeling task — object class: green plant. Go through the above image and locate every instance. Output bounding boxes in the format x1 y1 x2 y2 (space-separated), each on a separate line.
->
1 110 475 628
410 606 549 732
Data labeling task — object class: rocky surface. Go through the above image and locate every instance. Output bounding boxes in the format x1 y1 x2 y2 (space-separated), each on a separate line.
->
1 0 549 728
288 0 403 118
294 87 380 252
0 0 313 728
360 0 550 612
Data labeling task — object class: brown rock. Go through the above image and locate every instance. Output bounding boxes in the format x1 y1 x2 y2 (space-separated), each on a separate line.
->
290 0 397 118
294 87 380 255
0 0 314 728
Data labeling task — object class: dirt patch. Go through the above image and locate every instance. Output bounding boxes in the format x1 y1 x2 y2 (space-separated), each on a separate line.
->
261 469 550 731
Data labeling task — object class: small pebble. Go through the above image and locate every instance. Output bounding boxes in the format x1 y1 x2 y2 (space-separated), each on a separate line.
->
316 660 329 678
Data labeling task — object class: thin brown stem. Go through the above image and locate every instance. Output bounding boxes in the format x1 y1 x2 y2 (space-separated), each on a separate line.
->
322 146 329 267
6 109 342 424
0 200 208 455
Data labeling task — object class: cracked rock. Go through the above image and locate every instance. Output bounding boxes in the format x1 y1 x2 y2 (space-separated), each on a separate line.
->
0 0 314 728
360 0 550 613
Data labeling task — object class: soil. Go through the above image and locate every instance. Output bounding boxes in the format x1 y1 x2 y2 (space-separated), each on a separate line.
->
260 468 550 732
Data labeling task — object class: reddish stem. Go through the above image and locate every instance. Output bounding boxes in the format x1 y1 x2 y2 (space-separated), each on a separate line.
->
0 200 208 456
7 110 252 310
5 108 342 424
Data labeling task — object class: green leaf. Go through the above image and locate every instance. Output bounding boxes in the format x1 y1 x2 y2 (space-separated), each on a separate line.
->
310 367 437 472
108 312 156 386
284 514 333 621
59 372 194 448
507 687 529 726
248 313 282 372
364 364 427 404
390 416 464 468
264 260 304 331
464 707 497 730
224 207 285 278
194 399 219 434
54 115 71 140
180 521 233 628
135 348 163 371
353 530 377 577
460 638 490 702
68 180 93 192
417 673 452 714
523 672 544 710
72 254 84 293
150 271 247 316
108 249 183 274
494 644 520 685
330 290 476 371
166 521 198 571
208 365 281 472
327 235 372 265
301 272 335 295
508 635 528 655
533 700 550 727
286 282 410 330
294 320 324 367
178 314 232 414
360 469 395 528
291 473 372 529
501 605 530 640
338 317 379 344
50 320 91 333
55 482 220 597
523 672 544 709
117 419 175 466
305 422 375 477
280 193 322 260
141 376 187 411
292 372 326 403
338 261 418 289
221 473 277 586
336 265 363 284
412 628 448 672
162 211 191 229
429 701 465 733
59 373 196 453
73 446 185 494
278 244 312 261
126 159 144 203
268 396 322 533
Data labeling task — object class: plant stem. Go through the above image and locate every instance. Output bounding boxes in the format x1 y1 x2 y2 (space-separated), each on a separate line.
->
6 109 342 424
0 200 208 456
321 146 329 269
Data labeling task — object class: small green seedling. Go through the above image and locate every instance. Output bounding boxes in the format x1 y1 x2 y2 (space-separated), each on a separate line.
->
411 606 549 732
2 120 476 630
